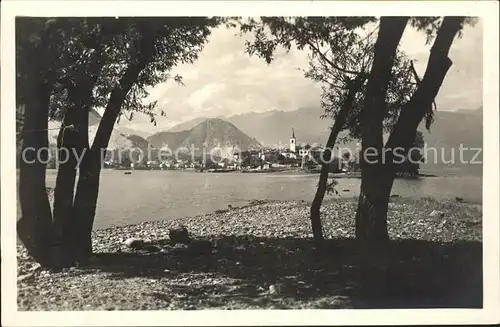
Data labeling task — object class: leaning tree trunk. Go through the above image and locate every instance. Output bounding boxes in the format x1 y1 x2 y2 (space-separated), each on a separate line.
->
69 151 102 263
17 81 56 267
68 31 160 262
355 16 409 249
310 75 366 243
386 17 464 153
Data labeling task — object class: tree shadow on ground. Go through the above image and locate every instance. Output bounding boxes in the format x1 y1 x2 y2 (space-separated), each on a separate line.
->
82 236 482 309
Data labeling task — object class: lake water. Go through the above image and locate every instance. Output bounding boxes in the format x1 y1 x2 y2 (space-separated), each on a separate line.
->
40 169 483 230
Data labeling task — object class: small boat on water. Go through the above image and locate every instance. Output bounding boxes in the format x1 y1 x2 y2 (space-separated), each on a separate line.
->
207 168 235 173
124 171 132 175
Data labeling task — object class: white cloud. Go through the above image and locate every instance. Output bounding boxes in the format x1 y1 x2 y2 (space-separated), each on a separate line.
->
187 82 227 111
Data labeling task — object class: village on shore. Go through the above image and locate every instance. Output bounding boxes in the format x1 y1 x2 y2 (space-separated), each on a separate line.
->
103 129 351 173
101 128 421 177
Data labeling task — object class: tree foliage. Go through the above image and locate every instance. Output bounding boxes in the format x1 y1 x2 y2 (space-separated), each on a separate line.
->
240 17 424 142
17 17 222 128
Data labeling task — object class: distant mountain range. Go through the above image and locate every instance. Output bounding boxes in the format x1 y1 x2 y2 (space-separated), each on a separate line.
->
41 113 261 160
43 109 152 152
167 107 332 147
167 107 482 149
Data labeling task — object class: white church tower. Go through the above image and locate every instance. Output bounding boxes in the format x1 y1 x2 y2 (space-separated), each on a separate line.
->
290 128 296 153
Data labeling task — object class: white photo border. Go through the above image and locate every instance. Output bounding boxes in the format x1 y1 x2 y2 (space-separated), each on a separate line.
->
1 1 499 326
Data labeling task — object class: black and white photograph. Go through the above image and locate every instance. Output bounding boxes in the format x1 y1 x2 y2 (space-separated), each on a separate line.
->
1 1 499 326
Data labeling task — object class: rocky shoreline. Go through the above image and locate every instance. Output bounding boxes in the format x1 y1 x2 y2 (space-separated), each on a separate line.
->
17 197 483 310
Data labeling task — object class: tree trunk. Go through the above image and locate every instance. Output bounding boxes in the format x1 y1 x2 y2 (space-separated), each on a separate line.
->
355 167 394 245
310 75 366 243
69 31 160 262
356 17 464 249
52 103 86 234
52 97 90 262
17 81 56 267
68 151 101 262
386 17 464 152
16 19 66 267
355 17 408 247
52 38 107 263
310 163 329 242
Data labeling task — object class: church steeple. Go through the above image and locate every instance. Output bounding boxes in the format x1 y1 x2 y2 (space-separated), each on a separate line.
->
290 128 296 153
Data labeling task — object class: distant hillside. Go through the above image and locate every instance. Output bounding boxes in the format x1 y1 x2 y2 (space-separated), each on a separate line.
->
23 108 154 153
15 107 154 166
418 109 482 175
226 107 332 147
147 118 262 158
88 108 102 126
166 107 333 148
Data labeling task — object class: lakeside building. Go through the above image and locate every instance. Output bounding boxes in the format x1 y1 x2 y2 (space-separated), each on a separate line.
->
286 128 325 164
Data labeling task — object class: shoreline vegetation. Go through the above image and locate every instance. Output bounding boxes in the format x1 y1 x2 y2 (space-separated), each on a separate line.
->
17 196 482 310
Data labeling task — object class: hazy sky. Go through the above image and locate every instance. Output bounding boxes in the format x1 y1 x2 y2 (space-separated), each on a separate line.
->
118 19 483 132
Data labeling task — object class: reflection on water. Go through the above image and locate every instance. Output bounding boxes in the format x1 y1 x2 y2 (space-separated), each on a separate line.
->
41 169 481 229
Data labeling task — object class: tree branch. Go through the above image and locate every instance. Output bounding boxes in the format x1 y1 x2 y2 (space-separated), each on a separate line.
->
307 39 363 76
91 28 160 152
386 16 464 154
359 16 409 161
410 59 437 111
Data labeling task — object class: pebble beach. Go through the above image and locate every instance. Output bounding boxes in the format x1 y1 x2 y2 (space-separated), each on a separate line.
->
17 197 483 310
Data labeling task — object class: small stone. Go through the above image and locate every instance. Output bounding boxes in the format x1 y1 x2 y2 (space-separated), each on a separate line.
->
169 226 190 245
430 210 445 218
18 273 35 283
123 238 145 250
269 284 280 295
29 263 42 272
